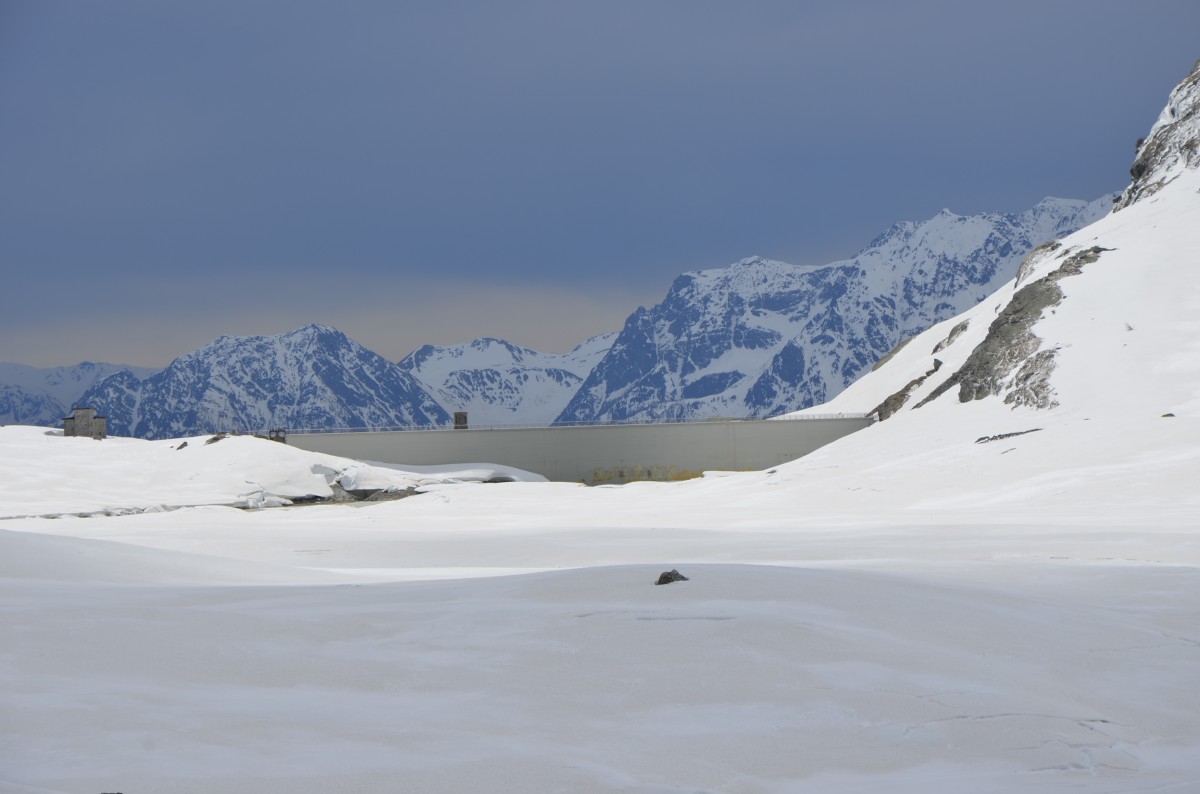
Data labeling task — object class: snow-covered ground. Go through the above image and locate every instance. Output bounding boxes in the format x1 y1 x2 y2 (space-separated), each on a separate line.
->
4 78 1200 794
0 428 544 519
3 406 1198 792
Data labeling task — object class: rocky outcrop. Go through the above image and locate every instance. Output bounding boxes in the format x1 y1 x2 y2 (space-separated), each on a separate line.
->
1114 59 1200 210
917 247 1110 410
871 358 942 421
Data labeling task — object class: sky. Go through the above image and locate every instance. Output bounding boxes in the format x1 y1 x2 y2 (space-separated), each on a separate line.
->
2 1 1198 367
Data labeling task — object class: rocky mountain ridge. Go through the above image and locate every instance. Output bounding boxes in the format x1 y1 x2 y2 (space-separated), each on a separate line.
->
1115 57 1200 210
554 196 1111 424
76 324 449 439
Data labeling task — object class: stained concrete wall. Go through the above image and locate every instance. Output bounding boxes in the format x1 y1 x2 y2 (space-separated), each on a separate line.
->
287 416 871 484
63 407 107 440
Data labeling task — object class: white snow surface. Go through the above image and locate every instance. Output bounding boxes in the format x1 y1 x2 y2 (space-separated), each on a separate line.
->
0 428 544 518
4 144 1200 794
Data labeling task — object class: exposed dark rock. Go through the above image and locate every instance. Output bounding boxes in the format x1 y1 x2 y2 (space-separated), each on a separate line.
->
347 486 420 502
870 359 943 421
655 569 689 586
204 433 228 445
266 482 421 509
932 320 970 354
1114 59 1200 211
975 429 1042 444
175 441 188 450
322 482 359 503
1004 349 1059 409
916 247 1111 411
1015 240 1062 287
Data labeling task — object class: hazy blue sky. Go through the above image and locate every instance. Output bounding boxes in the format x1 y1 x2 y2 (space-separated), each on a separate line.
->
2 1 1198 366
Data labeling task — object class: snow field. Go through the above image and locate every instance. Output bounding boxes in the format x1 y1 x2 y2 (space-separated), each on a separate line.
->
4 552 1198 793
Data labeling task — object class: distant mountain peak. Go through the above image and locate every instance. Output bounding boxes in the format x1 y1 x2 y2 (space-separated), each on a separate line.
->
76 325 450 438
397 333 615 427
555 194 1112 426
0 361 160 427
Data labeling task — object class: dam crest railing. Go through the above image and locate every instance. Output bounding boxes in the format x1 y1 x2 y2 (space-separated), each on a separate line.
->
285 413 873 436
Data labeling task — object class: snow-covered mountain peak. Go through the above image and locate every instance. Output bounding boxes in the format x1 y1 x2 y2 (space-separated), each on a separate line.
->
726 255 793 270
1030 195 1088 212
0 360 161 426
1116 58 1200 210
815 168 1200 429
815 63 1200 426
466 337 536 363
850 196 1112 269
567 331 619 358
397 333 617 428
169 324 366 374
402 338 535 371
556 193 1111 425
672 256 799 295
77 325 450 438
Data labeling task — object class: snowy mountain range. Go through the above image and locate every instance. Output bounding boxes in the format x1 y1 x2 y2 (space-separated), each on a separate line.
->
0 361 159 428
3 199 1110 438
555 196 1111 423
74 324 449 439
397 333 616 427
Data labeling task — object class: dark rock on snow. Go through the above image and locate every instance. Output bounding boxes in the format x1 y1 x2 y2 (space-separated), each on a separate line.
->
655 569 689 586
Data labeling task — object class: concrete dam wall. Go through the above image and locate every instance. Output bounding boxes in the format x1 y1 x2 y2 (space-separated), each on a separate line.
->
287 416 872 484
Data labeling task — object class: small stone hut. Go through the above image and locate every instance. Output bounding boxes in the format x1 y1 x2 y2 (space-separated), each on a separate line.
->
64 407 107 440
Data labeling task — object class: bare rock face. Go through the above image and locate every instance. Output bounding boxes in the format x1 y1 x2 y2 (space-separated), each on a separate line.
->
1015 241 1063 288
917 247 1110 410
871 358 942 421
1115 59 1200 211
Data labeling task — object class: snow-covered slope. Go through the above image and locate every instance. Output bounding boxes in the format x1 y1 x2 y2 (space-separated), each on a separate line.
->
556 195 1112 424
0 425 544 519
78 324 451 439
398 333 615 427
812 98 1200 427
749 58 1200 530
0 361 159 426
